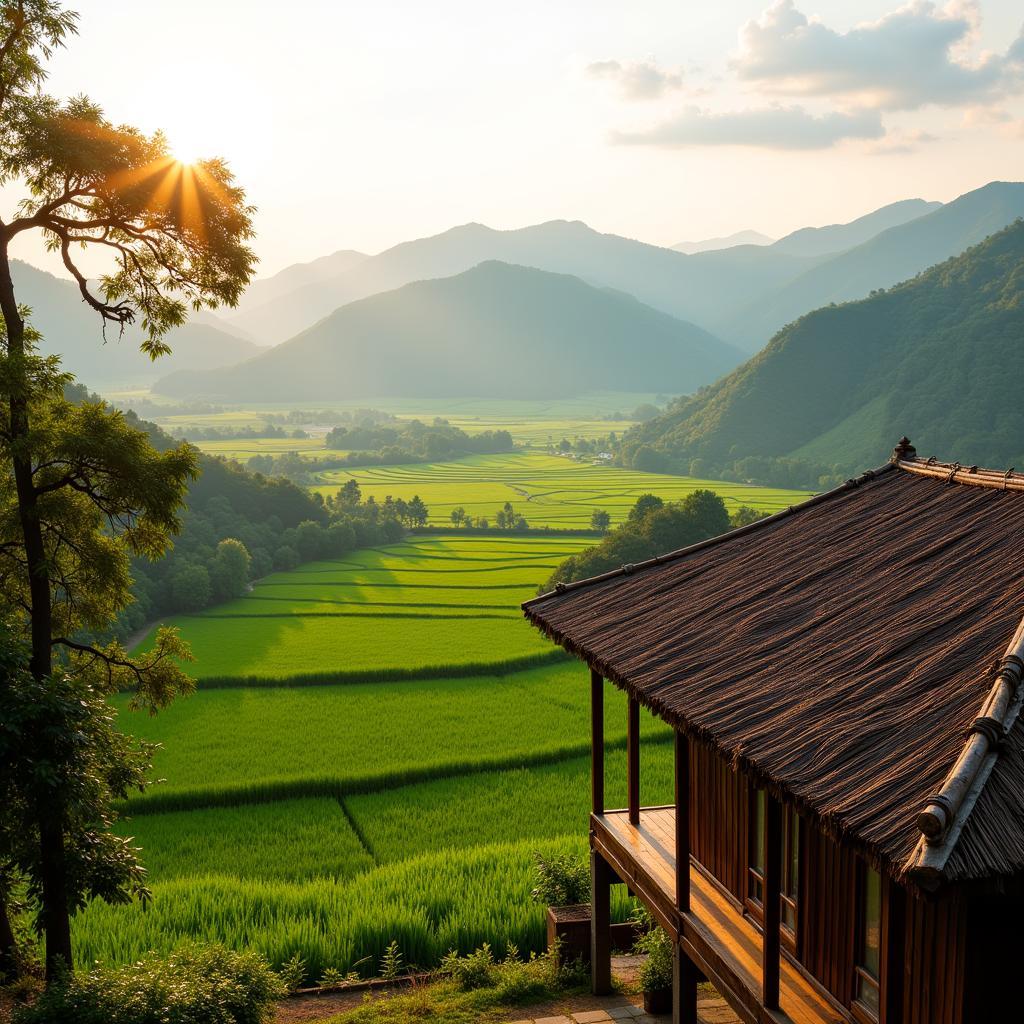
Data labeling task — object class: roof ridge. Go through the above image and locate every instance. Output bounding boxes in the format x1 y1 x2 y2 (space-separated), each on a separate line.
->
523 460 897 610
894 441 1024 491
905 615 1024 889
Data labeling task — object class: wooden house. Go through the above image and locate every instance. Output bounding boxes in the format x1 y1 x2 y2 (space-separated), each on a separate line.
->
523 441 1024 1024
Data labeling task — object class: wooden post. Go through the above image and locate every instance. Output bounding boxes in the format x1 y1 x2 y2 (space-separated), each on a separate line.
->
881 877 906 1024
763 794 782 1010
675 732 690 912
590 850 612 995
673 943 698 1024
591 669 604 816
627 695 640 826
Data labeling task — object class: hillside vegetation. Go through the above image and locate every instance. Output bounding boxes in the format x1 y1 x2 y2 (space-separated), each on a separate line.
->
153 261 742 401
622 218 1024 486
726 182 1024 348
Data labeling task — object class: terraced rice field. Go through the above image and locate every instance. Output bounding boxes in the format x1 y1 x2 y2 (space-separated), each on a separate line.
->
86 511 800 980
316 451 810 528
133 536 594 679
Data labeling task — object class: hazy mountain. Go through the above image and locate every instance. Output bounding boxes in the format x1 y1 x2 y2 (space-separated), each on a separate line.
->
225 219 818 345
770 198 941 258
623 219 1024 480
155 261 743 402
728 182 1024 349
236 249 369 314
671 230 773 254
10 260 264 385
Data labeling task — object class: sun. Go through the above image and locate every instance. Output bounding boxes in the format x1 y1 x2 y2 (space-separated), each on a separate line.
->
170 134 205 167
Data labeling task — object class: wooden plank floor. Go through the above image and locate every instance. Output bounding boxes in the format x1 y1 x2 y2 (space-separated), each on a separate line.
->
599 808 848 1024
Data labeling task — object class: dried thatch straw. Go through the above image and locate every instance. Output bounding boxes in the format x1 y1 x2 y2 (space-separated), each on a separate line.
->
524 445 1024 887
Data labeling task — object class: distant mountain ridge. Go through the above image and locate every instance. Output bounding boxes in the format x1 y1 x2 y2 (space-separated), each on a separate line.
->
225 218 820 346
769 198 941 258
727 182 1024 348
622 218 1024 482
227 183 1023 356
10 260 263 385
154 260 743 402
671 230 773 254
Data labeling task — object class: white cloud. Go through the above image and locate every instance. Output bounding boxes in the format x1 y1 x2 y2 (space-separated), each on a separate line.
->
733 0 1024 111
612 104 884 150
585 59 684 100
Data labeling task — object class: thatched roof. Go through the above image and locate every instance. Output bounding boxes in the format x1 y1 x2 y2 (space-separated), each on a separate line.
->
523 442 1024 889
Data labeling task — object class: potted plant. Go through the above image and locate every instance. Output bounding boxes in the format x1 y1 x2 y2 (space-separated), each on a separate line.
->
632 908 673 1014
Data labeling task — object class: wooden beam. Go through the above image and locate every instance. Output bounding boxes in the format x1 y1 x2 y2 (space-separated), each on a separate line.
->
591 669 604 816
628 695 640 826
881 877 906 1024
590 850 613 995
762 795 782 1010
673 943 698 1024
675 732 690 911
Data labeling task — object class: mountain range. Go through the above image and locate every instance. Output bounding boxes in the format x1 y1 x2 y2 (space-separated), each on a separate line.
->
10 260 263 384
671 230 773 254
222 183 1023 354
622 218 1024 481
152 261 742 402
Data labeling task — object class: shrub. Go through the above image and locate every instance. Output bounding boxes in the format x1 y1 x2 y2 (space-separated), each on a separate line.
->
529 851 590 906
13 943 283 1024
631 906 673 992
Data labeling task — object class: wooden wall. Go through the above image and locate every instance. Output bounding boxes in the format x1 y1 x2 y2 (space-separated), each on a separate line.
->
688 739 748 903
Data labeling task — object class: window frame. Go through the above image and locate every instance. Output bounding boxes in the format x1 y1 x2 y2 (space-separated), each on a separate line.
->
851 860 882 1024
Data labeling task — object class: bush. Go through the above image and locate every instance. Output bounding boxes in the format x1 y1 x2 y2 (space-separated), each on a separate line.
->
529 851 590 907
631 906 673 992
13 943 284 1024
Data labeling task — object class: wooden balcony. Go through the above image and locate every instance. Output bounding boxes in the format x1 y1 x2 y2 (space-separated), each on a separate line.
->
592 807 848 1024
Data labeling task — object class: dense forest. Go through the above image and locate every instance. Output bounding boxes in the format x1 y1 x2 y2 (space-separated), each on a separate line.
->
620 219 1024 488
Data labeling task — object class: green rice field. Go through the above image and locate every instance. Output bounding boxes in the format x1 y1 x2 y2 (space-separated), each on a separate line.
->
85 479 807 979
133 536 595 679
315 451 810 528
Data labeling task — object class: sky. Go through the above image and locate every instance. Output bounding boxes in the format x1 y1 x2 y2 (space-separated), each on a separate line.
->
8 0 1024 278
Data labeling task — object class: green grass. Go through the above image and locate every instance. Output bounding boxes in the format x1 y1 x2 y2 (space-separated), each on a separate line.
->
74 836 636 981
314 451 810 528
134 536 594 681
114 665 670 809
346 747 674 864
119 798 374 882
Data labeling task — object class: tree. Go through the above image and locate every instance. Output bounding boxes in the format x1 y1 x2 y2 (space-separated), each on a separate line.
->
407 495 428 528
0 1 254 979
210 538 251 602
627 494 664 524
169 561 211 612
590 509 611 532
450 506 466 528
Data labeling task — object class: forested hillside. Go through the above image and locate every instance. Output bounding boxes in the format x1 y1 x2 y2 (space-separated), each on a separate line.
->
726 182 1024 348
622 219 1024 487
154 260 742 401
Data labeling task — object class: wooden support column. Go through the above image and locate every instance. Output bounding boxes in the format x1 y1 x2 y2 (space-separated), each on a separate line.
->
674 732 690 912
627 695 640 826
673 943 698 1024
591 669 604 816
590 850 613 995
881 877 906 1024
763 794 782 1010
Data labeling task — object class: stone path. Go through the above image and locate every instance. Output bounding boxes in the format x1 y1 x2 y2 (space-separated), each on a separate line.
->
505 993 739 1024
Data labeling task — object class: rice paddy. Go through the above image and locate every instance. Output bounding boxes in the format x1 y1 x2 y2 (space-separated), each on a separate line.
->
87 466 811 980
314 452 809 528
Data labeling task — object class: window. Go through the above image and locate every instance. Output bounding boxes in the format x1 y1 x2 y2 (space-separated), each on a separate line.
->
854 865 882 1020
748 788 765 905
781 807 800 943
747 790 800 947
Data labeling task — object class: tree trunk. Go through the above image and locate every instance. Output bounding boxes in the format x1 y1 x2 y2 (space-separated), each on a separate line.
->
0 245 72 982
